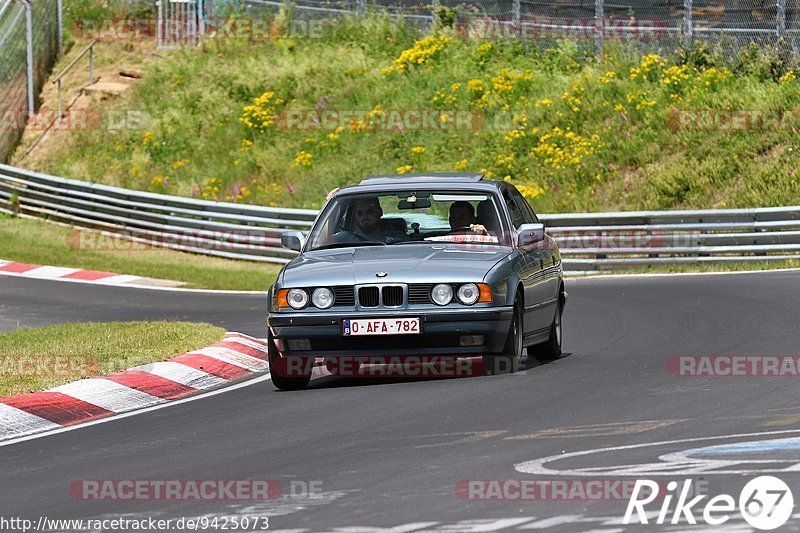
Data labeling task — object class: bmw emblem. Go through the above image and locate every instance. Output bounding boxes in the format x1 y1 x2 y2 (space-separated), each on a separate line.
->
376 272 388 278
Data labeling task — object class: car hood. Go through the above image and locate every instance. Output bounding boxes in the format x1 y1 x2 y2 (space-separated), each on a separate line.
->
281 244 511 287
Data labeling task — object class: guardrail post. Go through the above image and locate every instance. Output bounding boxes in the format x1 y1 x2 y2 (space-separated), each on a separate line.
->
683 0 693 49
777 0 786 38
57 0 63 54
594 0 603 56
356 0 365 16
56 79 63 119
512 0 520 30
89 43 94 84
22 0 34 118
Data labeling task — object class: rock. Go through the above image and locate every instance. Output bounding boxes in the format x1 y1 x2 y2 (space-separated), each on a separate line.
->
119 68 144 79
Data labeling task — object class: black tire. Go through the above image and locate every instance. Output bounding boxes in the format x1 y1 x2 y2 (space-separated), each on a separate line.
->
484 299 523 375
267 331 311 391
528 297 562 361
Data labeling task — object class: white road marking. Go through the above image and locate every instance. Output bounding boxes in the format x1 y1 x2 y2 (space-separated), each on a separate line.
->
0 373 272 448
0 404 60 439
427 518 535 532
49 378 165 412
191 346 269 372
93 274 142 285
19 266 80 279
515 428 800 477
133 361 227 389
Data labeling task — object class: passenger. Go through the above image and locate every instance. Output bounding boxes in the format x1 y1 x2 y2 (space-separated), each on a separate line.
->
476 200 501 235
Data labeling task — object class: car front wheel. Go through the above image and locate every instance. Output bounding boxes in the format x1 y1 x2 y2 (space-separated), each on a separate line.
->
484 299 523 375
267 331 311 391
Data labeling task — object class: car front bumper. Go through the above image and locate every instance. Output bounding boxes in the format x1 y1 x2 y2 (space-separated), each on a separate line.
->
268 306 513 358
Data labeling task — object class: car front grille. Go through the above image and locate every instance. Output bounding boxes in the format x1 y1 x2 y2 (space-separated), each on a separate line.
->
382 286 404 307
408 284 433 305
332 286 355 307
358 286 380 308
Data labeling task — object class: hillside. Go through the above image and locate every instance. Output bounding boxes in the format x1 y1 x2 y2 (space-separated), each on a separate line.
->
14 14 800 214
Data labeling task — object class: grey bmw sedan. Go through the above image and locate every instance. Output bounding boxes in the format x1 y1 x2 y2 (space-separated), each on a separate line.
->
266 173 565 390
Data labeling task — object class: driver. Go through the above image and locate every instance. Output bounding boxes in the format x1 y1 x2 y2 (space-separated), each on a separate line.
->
449 201 489 235
337 197 405 243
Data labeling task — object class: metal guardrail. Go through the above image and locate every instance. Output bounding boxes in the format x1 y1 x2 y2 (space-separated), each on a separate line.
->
2 163 800 271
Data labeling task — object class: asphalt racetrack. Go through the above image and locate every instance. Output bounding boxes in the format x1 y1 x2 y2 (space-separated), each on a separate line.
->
2 270 800 532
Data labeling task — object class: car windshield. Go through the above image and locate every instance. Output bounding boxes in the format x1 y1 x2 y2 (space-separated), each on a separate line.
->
306 190 511 251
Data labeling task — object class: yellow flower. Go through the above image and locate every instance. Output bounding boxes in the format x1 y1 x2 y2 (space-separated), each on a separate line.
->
292 151 313 168
171 159 189 170
383 35 450 74
410 146 426 154
396 165 413 174
454 159 468 171
240 91 284 131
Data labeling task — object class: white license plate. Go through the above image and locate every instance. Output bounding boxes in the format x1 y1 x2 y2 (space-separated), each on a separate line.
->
343 318 421 336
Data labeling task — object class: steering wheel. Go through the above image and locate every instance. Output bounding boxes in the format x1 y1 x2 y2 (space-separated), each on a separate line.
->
447 225 474 234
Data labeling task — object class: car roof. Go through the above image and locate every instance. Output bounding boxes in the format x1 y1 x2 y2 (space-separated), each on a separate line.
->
359 173 484 185
339 173 506 194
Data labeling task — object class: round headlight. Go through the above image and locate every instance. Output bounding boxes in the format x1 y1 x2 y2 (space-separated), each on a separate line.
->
457 283 480 305
287 288 309 309
312 287 334 309
431 284 453 306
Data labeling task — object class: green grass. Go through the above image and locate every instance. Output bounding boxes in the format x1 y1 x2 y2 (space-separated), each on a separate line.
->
0 215 280 291
576 259 800 277
19 15 800 215
0 321 224 396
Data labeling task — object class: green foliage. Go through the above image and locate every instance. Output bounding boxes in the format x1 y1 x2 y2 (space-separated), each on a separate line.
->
735 42 790 82
30 15 800 214
434 5 458 30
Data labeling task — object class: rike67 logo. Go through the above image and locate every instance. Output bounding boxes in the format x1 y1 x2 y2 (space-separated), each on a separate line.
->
624 476 794 530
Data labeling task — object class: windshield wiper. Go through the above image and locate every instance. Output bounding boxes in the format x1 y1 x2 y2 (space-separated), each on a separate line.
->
313 242 387 251
387 240 430 245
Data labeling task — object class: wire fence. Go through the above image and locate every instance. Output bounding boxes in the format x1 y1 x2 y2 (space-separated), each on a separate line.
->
236 0 800 59
0 0 62 163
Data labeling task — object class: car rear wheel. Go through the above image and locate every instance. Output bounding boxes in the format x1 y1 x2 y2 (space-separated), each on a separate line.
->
484 299 523 375
528 297 562 361
267 331 311 391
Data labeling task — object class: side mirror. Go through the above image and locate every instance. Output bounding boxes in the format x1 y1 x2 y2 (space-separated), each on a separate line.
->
517 223 546 248
281 230 305 252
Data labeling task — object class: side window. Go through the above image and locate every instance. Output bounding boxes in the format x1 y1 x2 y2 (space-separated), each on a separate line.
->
502 189 526 229
508 185 538 224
